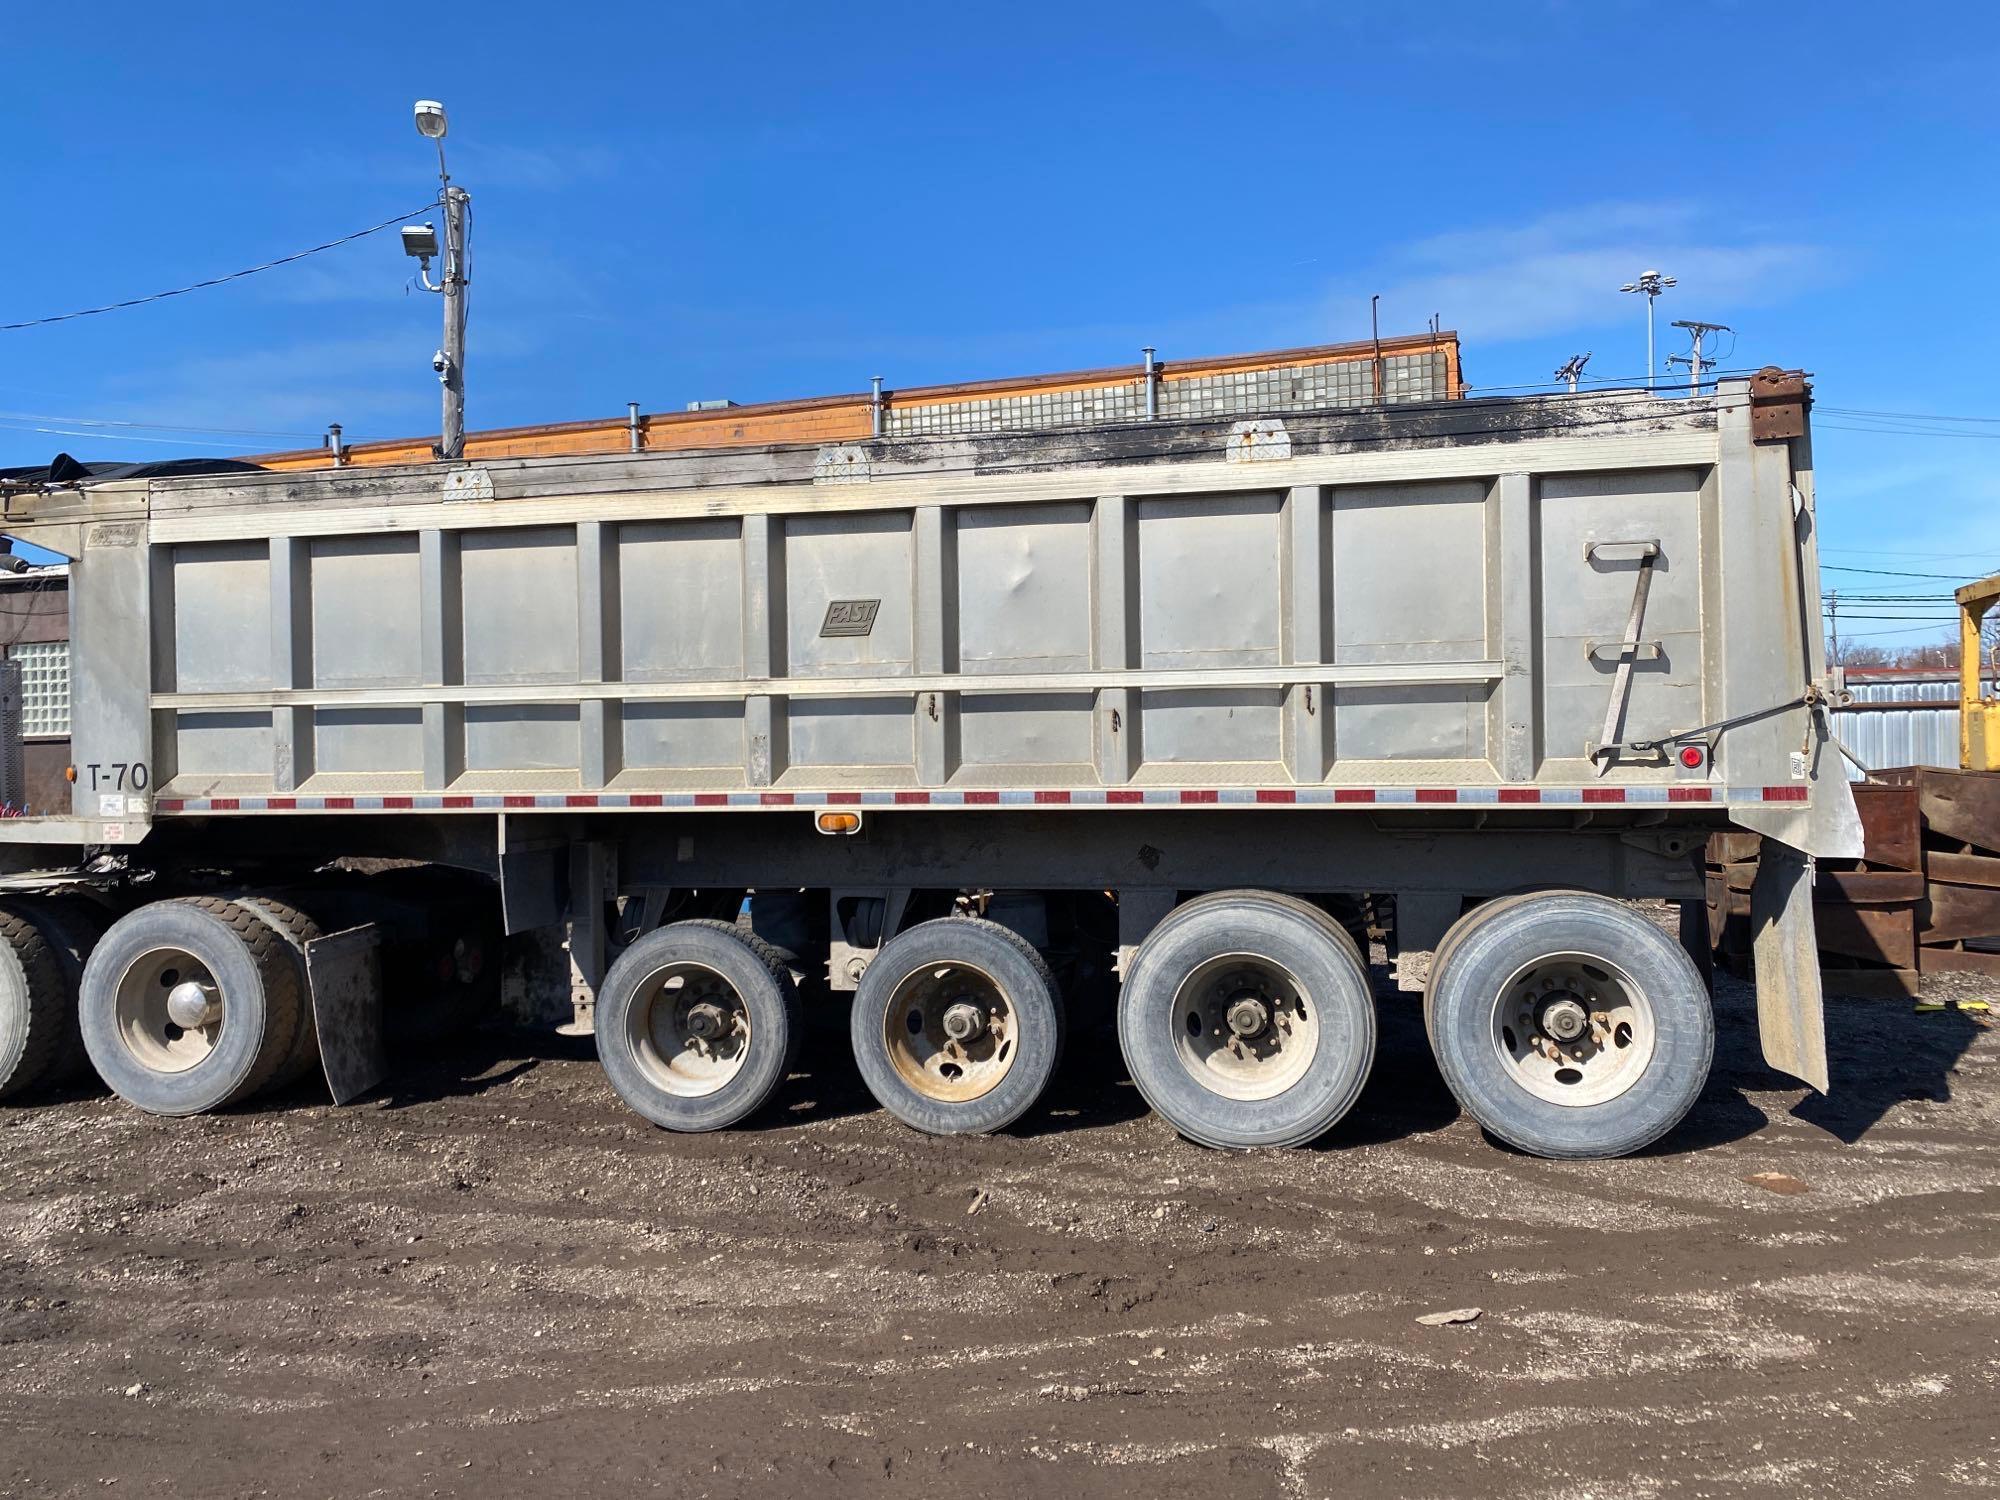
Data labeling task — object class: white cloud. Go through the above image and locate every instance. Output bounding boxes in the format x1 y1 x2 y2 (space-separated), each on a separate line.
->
93 333 427 443
1330 200 1830 347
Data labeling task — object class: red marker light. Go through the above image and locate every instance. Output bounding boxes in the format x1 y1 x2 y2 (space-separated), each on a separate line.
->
1678 744 1706 770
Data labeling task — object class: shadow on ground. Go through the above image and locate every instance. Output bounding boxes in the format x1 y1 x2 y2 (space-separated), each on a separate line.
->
156 957 1992 1155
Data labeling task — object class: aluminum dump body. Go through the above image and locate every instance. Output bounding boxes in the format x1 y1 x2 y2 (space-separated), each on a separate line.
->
0 373 1851 857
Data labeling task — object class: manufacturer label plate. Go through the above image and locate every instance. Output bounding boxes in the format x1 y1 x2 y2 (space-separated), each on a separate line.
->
820 599 881 638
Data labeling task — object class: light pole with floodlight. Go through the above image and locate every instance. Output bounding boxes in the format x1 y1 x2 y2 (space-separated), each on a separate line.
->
400 100 469 460
1618 269 1675 391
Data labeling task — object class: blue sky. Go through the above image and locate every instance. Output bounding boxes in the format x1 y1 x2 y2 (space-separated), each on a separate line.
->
6 2 1997 640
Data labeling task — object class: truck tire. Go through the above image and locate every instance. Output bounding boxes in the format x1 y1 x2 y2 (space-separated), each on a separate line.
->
596 919 801 1131
850 916 1064 1136
0 909 73 1101
229 895 324 1090
1420 892 1540 1048
1424 892 1713 1158
3 897 113 1092
1170 889 1369 967
78 899 305 1115
1118 891 1376 1149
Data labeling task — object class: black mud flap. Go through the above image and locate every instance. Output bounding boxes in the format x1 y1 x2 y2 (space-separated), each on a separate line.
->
305 924 385 1105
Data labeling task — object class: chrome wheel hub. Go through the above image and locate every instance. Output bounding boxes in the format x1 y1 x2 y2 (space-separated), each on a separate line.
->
1171 955 1319 1102
114 948 225 1075
883 963 1016 1103
1492 953 1656 1107
628 964 753 1098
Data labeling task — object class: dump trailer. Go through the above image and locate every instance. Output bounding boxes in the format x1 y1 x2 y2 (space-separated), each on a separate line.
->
0 349 1861 1158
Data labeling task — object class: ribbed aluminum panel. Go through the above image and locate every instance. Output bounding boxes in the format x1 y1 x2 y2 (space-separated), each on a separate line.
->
1831 674 1997 778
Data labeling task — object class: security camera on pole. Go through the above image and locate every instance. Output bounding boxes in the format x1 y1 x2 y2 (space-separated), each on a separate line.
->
399 100 469 460
1618 269 1675 391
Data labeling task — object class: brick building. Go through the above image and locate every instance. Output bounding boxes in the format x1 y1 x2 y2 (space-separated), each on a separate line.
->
0 564 71 815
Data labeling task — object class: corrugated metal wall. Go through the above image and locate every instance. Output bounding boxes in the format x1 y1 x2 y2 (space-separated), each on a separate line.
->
1832 673 1996 778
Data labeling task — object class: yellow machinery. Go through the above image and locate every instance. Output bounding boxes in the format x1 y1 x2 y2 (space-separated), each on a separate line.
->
1959 573 2000 771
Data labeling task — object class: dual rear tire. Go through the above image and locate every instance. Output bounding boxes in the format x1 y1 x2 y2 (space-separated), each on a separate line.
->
1423 892 1712 1158
595 919 804 1132
850 917 1064 1136
1118 892 1377 1150
0 903 87 1101
79 898 311 1116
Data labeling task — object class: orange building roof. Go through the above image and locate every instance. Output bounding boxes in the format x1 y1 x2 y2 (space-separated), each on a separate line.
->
249 331 1462 471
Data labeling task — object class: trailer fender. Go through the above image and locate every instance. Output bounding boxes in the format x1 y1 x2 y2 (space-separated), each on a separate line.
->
1748 840 1827 1094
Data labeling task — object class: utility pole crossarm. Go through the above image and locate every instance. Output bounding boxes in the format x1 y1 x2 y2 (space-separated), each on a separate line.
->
1665 319 1731 396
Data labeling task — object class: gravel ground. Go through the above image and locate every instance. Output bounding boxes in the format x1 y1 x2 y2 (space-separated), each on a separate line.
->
2 911 1997 1499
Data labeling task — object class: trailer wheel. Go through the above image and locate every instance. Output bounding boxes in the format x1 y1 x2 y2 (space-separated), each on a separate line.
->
0 896 114 1095
0 908 74 1101
595 919 801 1131
850 917 1064 1136
1424 892 1713 1158
78 899 305 1115
1118 892 1375 1149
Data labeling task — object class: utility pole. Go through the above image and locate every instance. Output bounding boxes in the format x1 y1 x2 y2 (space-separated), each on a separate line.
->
1619 269 1675 390
1554 352 1591 392
402 100 469 460
1665 319 1731 395
1370 294 1384 401
1827 590 1840 665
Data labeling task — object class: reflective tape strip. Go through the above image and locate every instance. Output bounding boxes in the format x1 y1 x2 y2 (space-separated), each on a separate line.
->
150 783 1785 813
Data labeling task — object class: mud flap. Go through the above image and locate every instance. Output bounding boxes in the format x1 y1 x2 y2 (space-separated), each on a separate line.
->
304 924 385 1105
1748 842 1828 1093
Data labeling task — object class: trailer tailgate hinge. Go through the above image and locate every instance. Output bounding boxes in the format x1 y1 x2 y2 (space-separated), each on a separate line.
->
1749 367 1811 443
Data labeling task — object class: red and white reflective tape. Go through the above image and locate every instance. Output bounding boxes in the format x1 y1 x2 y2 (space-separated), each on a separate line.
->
150 784 1808 815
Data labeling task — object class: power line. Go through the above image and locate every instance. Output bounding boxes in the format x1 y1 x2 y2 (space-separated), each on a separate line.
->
1816 421 2000 441
1 205 434 332
1820 405 2000 425
1821 546 2000 559
0 422 271 452
0 410 318 441
1821 563 1975 580
1836 623 1964 639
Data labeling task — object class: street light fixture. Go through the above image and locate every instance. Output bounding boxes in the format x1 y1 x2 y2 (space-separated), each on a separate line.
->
1618 269 1676 391
399 223 439 262
405 99 468 460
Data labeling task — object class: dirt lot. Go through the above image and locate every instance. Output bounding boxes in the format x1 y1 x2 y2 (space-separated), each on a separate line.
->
4 917 1997 1500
